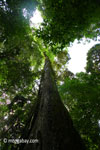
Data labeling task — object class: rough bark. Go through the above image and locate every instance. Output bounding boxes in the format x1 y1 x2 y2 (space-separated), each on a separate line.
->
22 56 86 150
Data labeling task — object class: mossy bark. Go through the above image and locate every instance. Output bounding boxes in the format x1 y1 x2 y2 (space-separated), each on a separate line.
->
23 56 86 150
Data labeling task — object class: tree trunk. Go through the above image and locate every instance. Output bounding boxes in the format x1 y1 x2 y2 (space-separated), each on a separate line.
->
23 56 86 150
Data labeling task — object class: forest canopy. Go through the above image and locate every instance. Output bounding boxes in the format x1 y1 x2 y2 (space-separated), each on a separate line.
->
0 0 100 150
37 0 100 47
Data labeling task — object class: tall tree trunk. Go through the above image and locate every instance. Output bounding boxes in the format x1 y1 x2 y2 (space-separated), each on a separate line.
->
23 56 86 150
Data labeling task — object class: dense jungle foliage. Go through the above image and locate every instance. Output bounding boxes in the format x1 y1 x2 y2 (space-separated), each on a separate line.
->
0 0 100 149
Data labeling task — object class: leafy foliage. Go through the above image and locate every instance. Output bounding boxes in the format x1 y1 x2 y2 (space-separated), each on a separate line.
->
86 44 100 74
37 0 100 46
0 0 38 38
0 1 100 150
59 45 100 150
0 2 43 149
59 73 100 150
